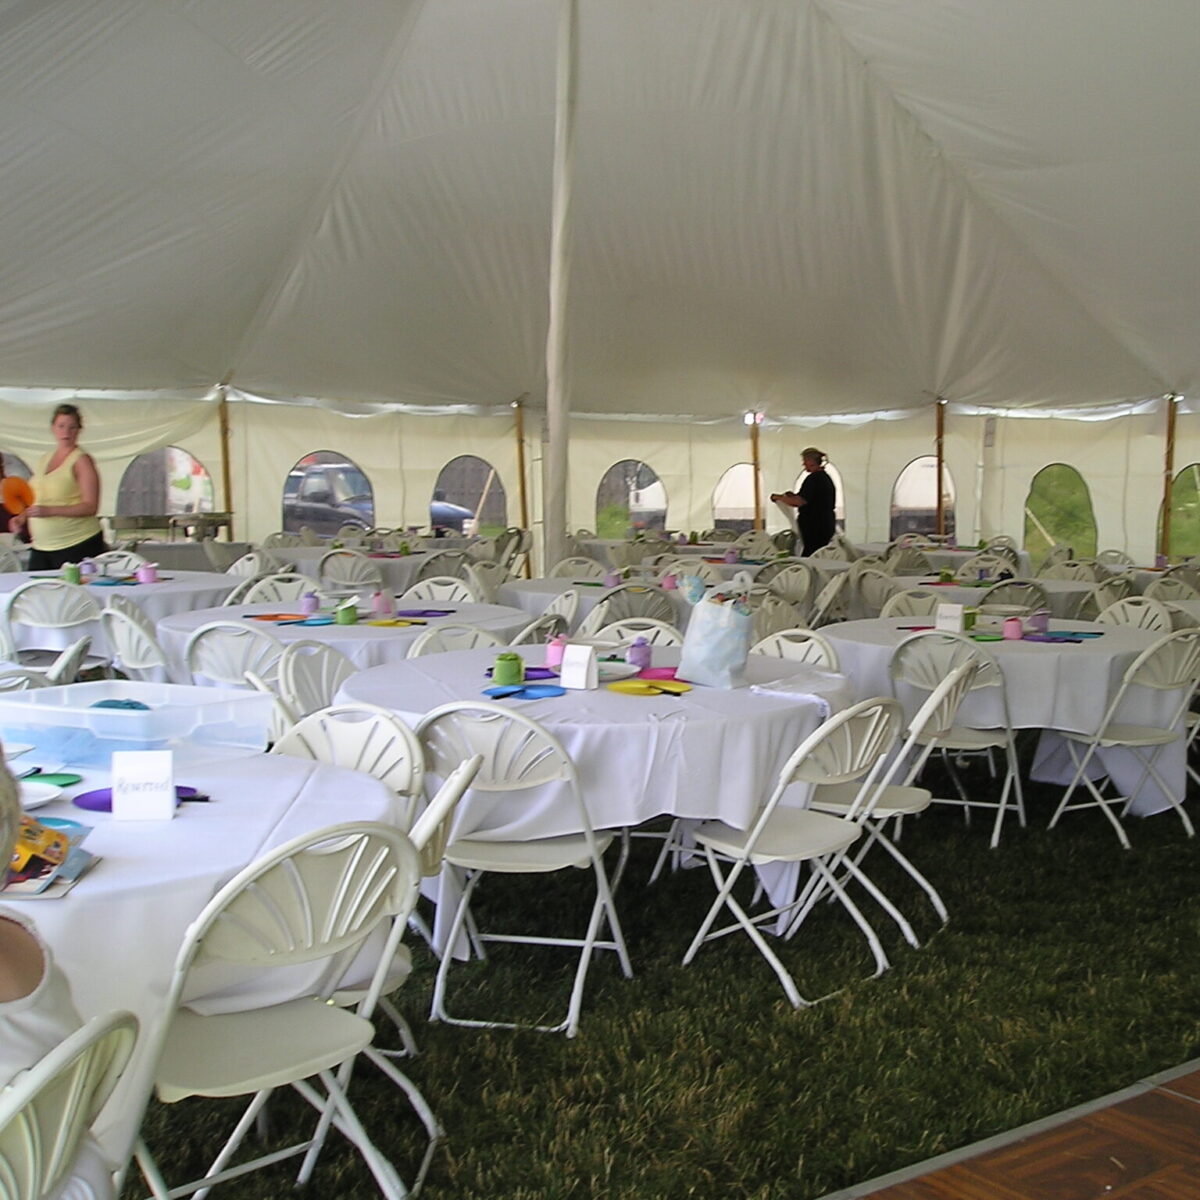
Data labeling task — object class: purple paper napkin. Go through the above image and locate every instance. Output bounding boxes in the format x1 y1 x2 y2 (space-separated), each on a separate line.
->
395 608 455 618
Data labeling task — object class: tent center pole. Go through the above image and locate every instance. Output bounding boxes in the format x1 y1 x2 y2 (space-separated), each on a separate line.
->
750 415 763 530
513 398 532 578
935 398 946 538
218 385 234 541
1161 395 1178 561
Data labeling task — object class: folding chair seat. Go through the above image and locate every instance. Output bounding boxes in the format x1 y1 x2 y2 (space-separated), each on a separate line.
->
681 698 905 1008
132 823 435 1200
889 630 1026 847
1048 629 1200 848
415 702 632 1038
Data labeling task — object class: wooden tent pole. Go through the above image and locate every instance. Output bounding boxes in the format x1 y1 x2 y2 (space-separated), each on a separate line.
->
217 384 234 540
750 414 763 530
1161 395 1178 561
513 397 532 578
935 397 946 537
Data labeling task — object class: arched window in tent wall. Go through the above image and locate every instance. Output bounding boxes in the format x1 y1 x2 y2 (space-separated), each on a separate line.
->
1159 463 1200 560
432 455 506 536
595 460 667 538
1 453 31 480
281 450 375 536
116 447 215 517
712 463 761 536
890 455 956 541
1023 463 1097 566
793 459 846 533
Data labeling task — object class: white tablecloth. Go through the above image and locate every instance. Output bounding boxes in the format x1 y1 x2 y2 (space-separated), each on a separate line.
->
157 600 531 682
821 616 1181 815
0 570 239 655
125 541 252 572
4 751 403 1161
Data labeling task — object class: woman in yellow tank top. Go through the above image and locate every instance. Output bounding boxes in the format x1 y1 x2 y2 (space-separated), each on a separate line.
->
8 404 108 569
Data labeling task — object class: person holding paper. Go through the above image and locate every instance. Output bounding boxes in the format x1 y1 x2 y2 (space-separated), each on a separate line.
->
8 404 108 569
0 756 116 1198
771 447 836 556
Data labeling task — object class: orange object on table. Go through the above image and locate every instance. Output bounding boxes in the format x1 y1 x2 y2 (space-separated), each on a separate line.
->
1 476 33 514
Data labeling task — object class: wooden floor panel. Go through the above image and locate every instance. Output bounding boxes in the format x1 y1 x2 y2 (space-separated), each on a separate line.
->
861 1078 1200 1200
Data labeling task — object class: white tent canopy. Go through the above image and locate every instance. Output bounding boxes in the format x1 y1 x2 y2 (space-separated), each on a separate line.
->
1 1 1198 556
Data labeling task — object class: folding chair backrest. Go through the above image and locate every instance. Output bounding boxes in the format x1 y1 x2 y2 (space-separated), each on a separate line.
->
398 576 479 604
889 547 932 575
44 636 92 686
7 581 100 631
548 557 604 579
1096 596 1173 631
271 704 425 818
980 579 1047 612
184 621 283 687
465 561 509 602
596 584 676 623
0 667 49 691
808 571 849 626
777 697 902 790
278 640 356 716
417 551 470 581
318 550 383 590
101 607 171 680
0 1010 137 1200
878 588 939 618
544 588 579 626
1079 574 1135 618
1144 575 1200 602
1039 559 1098 582
1097 548 1134 566
854 568 896 616
91 549 147 573
407 754 484 876
226 550 273 578
749 627 840 668
574 598 612 639
406 623 504 657
592 618 682 646
241 573 311 604
0 545 21 573
417 702 576 795
955 552 1009 581
890 630 1003 694
751 594 800 641
221 575 266 605
762 562 815 607
509 612 569 645
1125 629 1200 692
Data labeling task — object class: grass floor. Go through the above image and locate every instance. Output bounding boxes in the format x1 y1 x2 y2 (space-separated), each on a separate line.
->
129 757 1200 1199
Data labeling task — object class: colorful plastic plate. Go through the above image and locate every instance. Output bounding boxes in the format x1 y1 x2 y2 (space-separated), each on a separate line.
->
638 667 679 680
482 684 567 700
1 476 33 515
607 678 692 696
74 785 198 813
485 666 559 680
19 781 63 810
20 773 82 788
396 608 455 618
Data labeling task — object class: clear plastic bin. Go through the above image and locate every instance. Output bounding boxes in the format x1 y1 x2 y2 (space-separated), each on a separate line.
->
0 681 272 765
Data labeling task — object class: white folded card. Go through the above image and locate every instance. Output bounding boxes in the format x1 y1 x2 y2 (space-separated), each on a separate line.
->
934 602 964 632
559 643 598 690
111 749 175 821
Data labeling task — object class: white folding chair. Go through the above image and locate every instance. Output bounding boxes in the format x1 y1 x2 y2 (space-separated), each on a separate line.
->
221 575 267 606
1097 596 1174 631
318 549 383 594
415 550 471 582
808 571 849 627
131 823 435 1200
878 588 940 618
277 640 357 717
1097 548 1135 566
954 552 1009 581
1077 574 1137 619
548 557 604 579
888 546 933 576
398 576 479 605
243 669 299 744
225 549 277 578
749 627 840 668
5 580 110 674
241 572 312 604
763 562 817 609
591 618 683 647
464 561 509 602
415 702 633 1038
90 548 147 573
100 602 176 683
43 636 94 686
681 698 905 1008
1039 558 1101 582
544 587 580 629
406 623 505 657
806 544 845 562
574 598 613 640
508 612 569 645
183 620 283 688
1145 574 1200 603
889 630 1026 848
0 1010 137 1200
1048 629 1200 848
271 703 425 826
0 665 49 691
978 578 1048 614
590 583 676 624
853 568 897 618
0 545 22 573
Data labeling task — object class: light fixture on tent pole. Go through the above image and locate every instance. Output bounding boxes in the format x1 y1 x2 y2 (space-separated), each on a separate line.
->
745 412 764 530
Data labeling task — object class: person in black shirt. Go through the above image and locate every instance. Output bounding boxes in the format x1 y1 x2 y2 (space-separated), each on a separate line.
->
771 447 836 556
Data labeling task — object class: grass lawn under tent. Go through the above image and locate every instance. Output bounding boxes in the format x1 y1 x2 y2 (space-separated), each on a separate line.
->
129 758 1200 1199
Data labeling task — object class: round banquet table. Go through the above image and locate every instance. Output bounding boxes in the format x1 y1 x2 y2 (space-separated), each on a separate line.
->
821 616 1182 816
157 600 531 681
337 645 853 841
4 751 404 1162
0 569 239 655
123 541 252 572
496 577 693 631
879 576 1094 619
337 645 854 953
286 546 432 594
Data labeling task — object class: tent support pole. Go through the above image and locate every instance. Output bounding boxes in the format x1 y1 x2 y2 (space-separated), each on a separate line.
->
935 398 946 537
543 0 578 573
1161 395 1178 561
750 416 763 530
513 398 532 578
218 385 234 541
